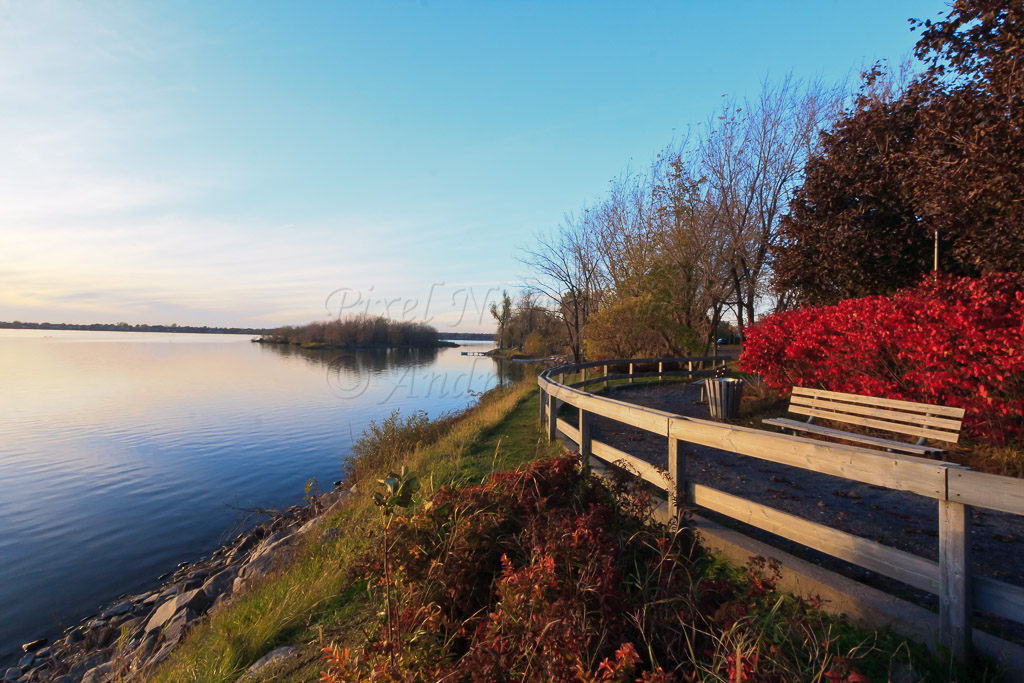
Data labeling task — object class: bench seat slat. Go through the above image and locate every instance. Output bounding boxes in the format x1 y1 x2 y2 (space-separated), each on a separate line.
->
790 395 963 431
763 418 946 456
789 405 961 443
792 387 965 419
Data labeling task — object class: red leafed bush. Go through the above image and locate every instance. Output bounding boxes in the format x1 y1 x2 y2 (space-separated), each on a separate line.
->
740 273 1024 444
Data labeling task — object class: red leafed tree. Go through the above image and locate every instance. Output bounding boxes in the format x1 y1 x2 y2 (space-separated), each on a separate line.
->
774 0 1024 305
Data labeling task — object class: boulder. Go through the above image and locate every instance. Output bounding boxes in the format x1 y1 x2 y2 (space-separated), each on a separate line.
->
144 589 208 634
18 652 34 668
20 639 46 653
100 602 133 619
238 645 299 682
80 661 111 683
2 668 20 682
201 567 238 602
160 607 198 646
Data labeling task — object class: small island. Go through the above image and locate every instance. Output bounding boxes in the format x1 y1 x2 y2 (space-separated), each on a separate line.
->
253 314 458 349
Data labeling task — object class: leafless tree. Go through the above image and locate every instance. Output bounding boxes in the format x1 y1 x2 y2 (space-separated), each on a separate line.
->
519 215 602 363
699 75 843 333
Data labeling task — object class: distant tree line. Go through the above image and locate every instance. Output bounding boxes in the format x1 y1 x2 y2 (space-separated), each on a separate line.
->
518 0 1022 362
259 314 447 348
0 321 267 335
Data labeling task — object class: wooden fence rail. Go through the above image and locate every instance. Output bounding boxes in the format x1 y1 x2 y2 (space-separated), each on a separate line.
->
538 357 1024 664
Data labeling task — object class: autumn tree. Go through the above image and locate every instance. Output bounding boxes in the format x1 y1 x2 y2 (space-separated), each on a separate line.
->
775 0 1024 304
489 290 512 348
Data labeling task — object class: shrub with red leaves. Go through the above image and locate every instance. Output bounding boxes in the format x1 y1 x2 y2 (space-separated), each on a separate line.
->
740 273 1024 444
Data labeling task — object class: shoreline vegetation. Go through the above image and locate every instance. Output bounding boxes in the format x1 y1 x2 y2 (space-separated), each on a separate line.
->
255 315 458 350
15 379 988 682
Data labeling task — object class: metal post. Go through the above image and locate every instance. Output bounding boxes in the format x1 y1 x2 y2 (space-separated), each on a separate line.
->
939 497 972 662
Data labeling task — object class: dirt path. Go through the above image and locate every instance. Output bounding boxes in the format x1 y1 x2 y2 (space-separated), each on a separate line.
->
560 382 1024 608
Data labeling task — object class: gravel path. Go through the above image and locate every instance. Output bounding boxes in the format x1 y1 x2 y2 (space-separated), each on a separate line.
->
560 382 1024 605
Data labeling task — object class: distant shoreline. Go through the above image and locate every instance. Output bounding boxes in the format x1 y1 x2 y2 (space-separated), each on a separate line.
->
0 321 267 335
0 322 493 340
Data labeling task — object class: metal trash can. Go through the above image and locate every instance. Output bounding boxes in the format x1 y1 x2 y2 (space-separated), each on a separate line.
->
707 378 743 420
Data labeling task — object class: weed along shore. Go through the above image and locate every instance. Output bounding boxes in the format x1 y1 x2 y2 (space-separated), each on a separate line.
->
17 381 1007 682
5 487 357 682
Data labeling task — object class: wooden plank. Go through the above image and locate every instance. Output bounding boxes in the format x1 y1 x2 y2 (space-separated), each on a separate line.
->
668 438 684 521
579 408 591 468
763 418 945 456
789 405 961 443
669 417 948 499
939 499 972 662
591 439 665 488
547 392 557 442
949 469 1024 516
573 393 672 436
793 387 965 418
556 417 578 444
974 575 1024 626
689 483 940 594
791 395 963 431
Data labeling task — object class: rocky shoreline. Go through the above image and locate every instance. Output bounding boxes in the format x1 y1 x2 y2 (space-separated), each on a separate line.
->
3 485 356 683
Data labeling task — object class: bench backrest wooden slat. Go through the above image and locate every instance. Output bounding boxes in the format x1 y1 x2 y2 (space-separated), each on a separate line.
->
790 387 965 445
790 395 964 431
793 387 965 418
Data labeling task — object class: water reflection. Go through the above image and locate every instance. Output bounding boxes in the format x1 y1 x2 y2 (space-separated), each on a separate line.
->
0 332 519 665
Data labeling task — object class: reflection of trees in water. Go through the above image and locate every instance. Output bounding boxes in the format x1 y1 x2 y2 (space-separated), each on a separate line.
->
258 343 534 396
258 343 440 372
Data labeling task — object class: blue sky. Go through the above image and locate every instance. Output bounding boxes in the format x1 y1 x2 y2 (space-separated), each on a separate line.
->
0 0 947 331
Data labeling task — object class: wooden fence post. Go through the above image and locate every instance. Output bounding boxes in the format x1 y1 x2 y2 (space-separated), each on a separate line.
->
667 435 685 524
628 362 634 384
547 393 557 443
559 371 564 386
582 367 587 385
579 407 591 470
539 387 545 425
688 360 693 375
658 361 663 380
603 364 608 391
939 496 972 662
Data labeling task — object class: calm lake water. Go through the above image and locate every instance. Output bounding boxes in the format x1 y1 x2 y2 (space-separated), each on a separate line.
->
0 329 516 663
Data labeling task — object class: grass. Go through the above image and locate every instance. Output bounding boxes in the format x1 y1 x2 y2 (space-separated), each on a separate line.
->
150 377 1005 682
149 380 561 682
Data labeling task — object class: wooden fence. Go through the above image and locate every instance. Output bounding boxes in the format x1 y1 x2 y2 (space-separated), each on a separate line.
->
538 357 1024 663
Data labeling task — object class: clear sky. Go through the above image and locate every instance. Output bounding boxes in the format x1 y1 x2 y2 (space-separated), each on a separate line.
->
0 0 948 331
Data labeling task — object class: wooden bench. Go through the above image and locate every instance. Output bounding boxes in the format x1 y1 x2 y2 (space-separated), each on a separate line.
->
763 387 966 456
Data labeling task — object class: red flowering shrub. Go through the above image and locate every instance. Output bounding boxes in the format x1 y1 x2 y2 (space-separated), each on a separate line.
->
740 273 1024 444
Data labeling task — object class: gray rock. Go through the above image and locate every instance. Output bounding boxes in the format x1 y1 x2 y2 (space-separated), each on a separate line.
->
32 647 50 659
52 677 73 683
161 607 198 646
20 639 46 653
201 567 238 601
238 645 300 682
18 652 34 668
2 668 20 682
100 601 133 619
144 588 208 634
80 661 111 683
68 628 85 643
